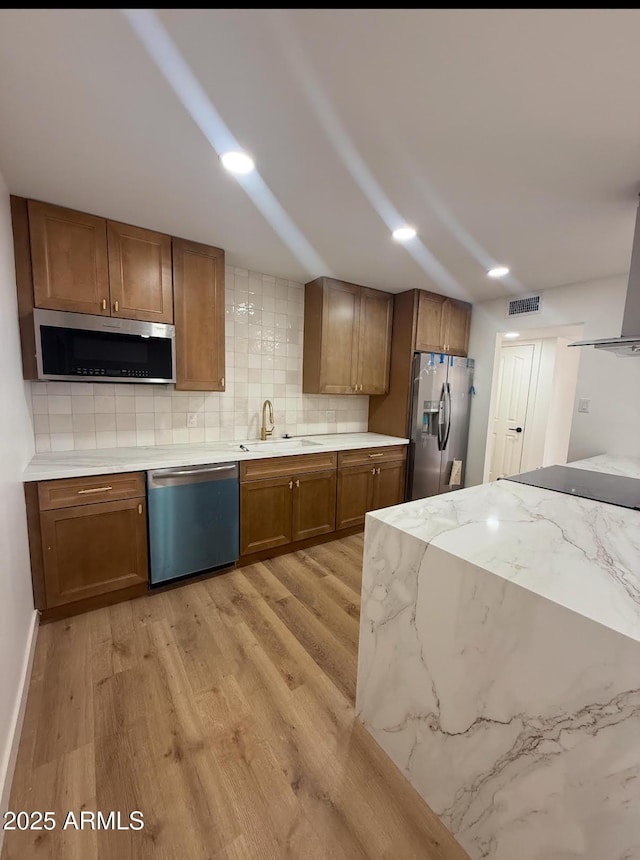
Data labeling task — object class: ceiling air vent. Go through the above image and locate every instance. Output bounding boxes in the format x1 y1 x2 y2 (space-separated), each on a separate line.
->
506 294 541 318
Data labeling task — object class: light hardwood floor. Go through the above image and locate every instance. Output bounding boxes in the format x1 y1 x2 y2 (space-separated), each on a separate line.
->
2 533 468 860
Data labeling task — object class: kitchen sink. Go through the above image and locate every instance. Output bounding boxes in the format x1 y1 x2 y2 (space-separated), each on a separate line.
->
226 438 323 453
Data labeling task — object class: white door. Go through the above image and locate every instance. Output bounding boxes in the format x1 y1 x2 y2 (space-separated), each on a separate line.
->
489 344 535 481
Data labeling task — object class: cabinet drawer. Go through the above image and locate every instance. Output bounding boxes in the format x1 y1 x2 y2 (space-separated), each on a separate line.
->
337 446 406 468
37 472 145 510
240 452 337 482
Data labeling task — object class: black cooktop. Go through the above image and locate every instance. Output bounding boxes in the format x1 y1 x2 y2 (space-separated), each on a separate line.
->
502 465 640 511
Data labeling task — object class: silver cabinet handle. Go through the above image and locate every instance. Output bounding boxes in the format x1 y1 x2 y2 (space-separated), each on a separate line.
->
78 486 113 494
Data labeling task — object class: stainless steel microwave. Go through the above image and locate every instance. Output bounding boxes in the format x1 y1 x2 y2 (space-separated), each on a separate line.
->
34 308 176 384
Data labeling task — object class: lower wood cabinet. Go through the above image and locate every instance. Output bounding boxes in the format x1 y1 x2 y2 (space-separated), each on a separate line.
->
336 447 406 530
336 464 375 530
292 470 337 542
240 475 293 555
40 498 148 607
240 468 337 556
25 471 148 620
240 447 406 555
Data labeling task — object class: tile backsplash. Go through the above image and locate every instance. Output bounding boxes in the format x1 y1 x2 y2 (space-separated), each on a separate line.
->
29 267 369 453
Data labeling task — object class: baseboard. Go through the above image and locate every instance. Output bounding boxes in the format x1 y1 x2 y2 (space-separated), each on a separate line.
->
0 609 39 852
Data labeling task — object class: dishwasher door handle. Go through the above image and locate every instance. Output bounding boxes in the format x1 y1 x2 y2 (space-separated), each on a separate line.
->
147 463 238 488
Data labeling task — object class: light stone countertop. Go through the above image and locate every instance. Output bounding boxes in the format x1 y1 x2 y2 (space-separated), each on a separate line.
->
366 453 640 642
358 452 640 859
23 432 409 482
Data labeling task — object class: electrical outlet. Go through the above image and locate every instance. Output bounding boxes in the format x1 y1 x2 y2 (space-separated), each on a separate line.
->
187 412 198 428
326 410 336 422
577 398 590 414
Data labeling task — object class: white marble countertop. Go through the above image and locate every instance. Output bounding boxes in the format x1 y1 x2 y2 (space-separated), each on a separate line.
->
367 454 640 643
23 432 409 482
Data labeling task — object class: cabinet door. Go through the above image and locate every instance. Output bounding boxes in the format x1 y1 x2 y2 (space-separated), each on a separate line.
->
372 461 406 512
240 477 293 556
357 288 393 394
336 464 375 530
28 201 109 315
173 238 225 391
415 290 446 352
291 470 336 542
319 279 360 393
107 221 173 323
442 298 471 357
40 498 148 608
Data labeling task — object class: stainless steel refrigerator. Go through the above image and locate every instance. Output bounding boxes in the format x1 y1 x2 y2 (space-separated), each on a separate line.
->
407 352 475 500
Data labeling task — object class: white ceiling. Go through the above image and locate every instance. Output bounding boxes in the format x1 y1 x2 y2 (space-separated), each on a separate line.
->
1 9 639 302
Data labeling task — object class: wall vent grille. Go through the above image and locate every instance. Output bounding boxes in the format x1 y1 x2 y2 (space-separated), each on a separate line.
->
507 295 541 317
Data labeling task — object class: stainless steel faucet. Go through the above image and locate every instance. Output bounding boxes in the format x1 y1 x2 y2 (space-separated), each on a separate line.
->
260 399 275 441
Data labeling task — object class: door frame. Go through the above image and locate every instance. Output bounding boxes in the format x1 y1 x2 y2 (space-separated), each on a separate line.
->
482 324 583 483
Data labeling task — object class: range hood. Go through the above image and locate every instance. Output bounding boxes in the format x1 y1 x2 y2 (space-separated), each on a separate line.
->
569 198 640 356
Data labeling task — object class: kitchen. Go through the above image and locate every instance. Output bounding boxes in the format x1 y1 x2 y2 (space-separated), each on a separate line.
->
1 9 640 860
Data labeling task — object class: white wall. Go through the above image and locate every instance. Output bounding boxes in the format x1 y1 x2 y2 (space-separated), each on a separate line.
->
468 275 640 485
30 267 369 452
0 175 37 824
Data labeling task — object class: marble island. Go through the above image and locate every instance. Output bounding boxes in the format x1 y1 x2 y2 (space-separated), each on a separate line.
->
356 455 640 860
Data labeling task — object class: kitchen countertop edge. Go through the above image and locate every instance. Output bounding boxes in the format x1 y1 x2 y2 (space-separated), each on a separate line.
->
24 433 409 482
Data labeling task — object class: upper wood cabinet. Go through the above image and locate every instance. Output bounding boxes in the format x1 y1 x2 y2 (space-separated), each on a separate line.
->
303 277 393 395
369 289 473 439
415 291 471 356
107 221 173 323
28 201 110 315
25 199 174 324
172 238 225 391
442 298 471 356
415 291 446 352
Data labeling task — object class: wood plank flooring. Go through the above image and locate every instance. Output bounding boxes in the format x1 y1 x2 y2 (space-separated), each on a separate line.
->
2 533 468 860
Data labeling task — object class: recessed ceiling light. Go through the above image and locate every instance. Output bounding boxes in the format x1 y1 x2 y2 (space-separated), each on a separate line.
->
220 151 255 175
487 265 509 278
504 332 520 339
392 226 417 242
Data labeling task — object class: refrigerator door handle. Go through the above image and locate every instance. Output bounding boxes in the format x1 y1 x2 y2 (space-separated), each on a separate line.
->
442 383 452 450
437 384 446 450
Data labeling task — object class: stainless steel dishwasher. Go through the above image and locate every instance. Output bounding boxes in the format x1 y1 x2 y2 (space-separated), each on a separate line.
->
147 462 239 586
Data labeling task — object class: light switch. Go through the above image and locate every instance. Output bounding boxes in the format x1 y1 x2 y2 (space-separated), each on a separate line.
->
577 397 590 414
326 410 336 422
187 412 198 428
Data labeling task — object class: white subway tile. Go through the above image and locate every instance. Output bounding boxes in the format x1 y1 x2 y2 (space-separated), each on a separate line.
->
116 413 136 431
48 395 71 415
31 396 49 415
74 432 97 450
33 414 49 434
172 428 189 444
72 413 96 432
116 430 137 448
47 382 71 395
96 431 118 449
154 429 173 445
70 383 94 395
35 435 52 453
50 433 74 451
49 414 73 433
71 395 95 414
136 413 155 431
136 430 155 446
116 396 135 414
94 395 115 413
135 396 154 413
